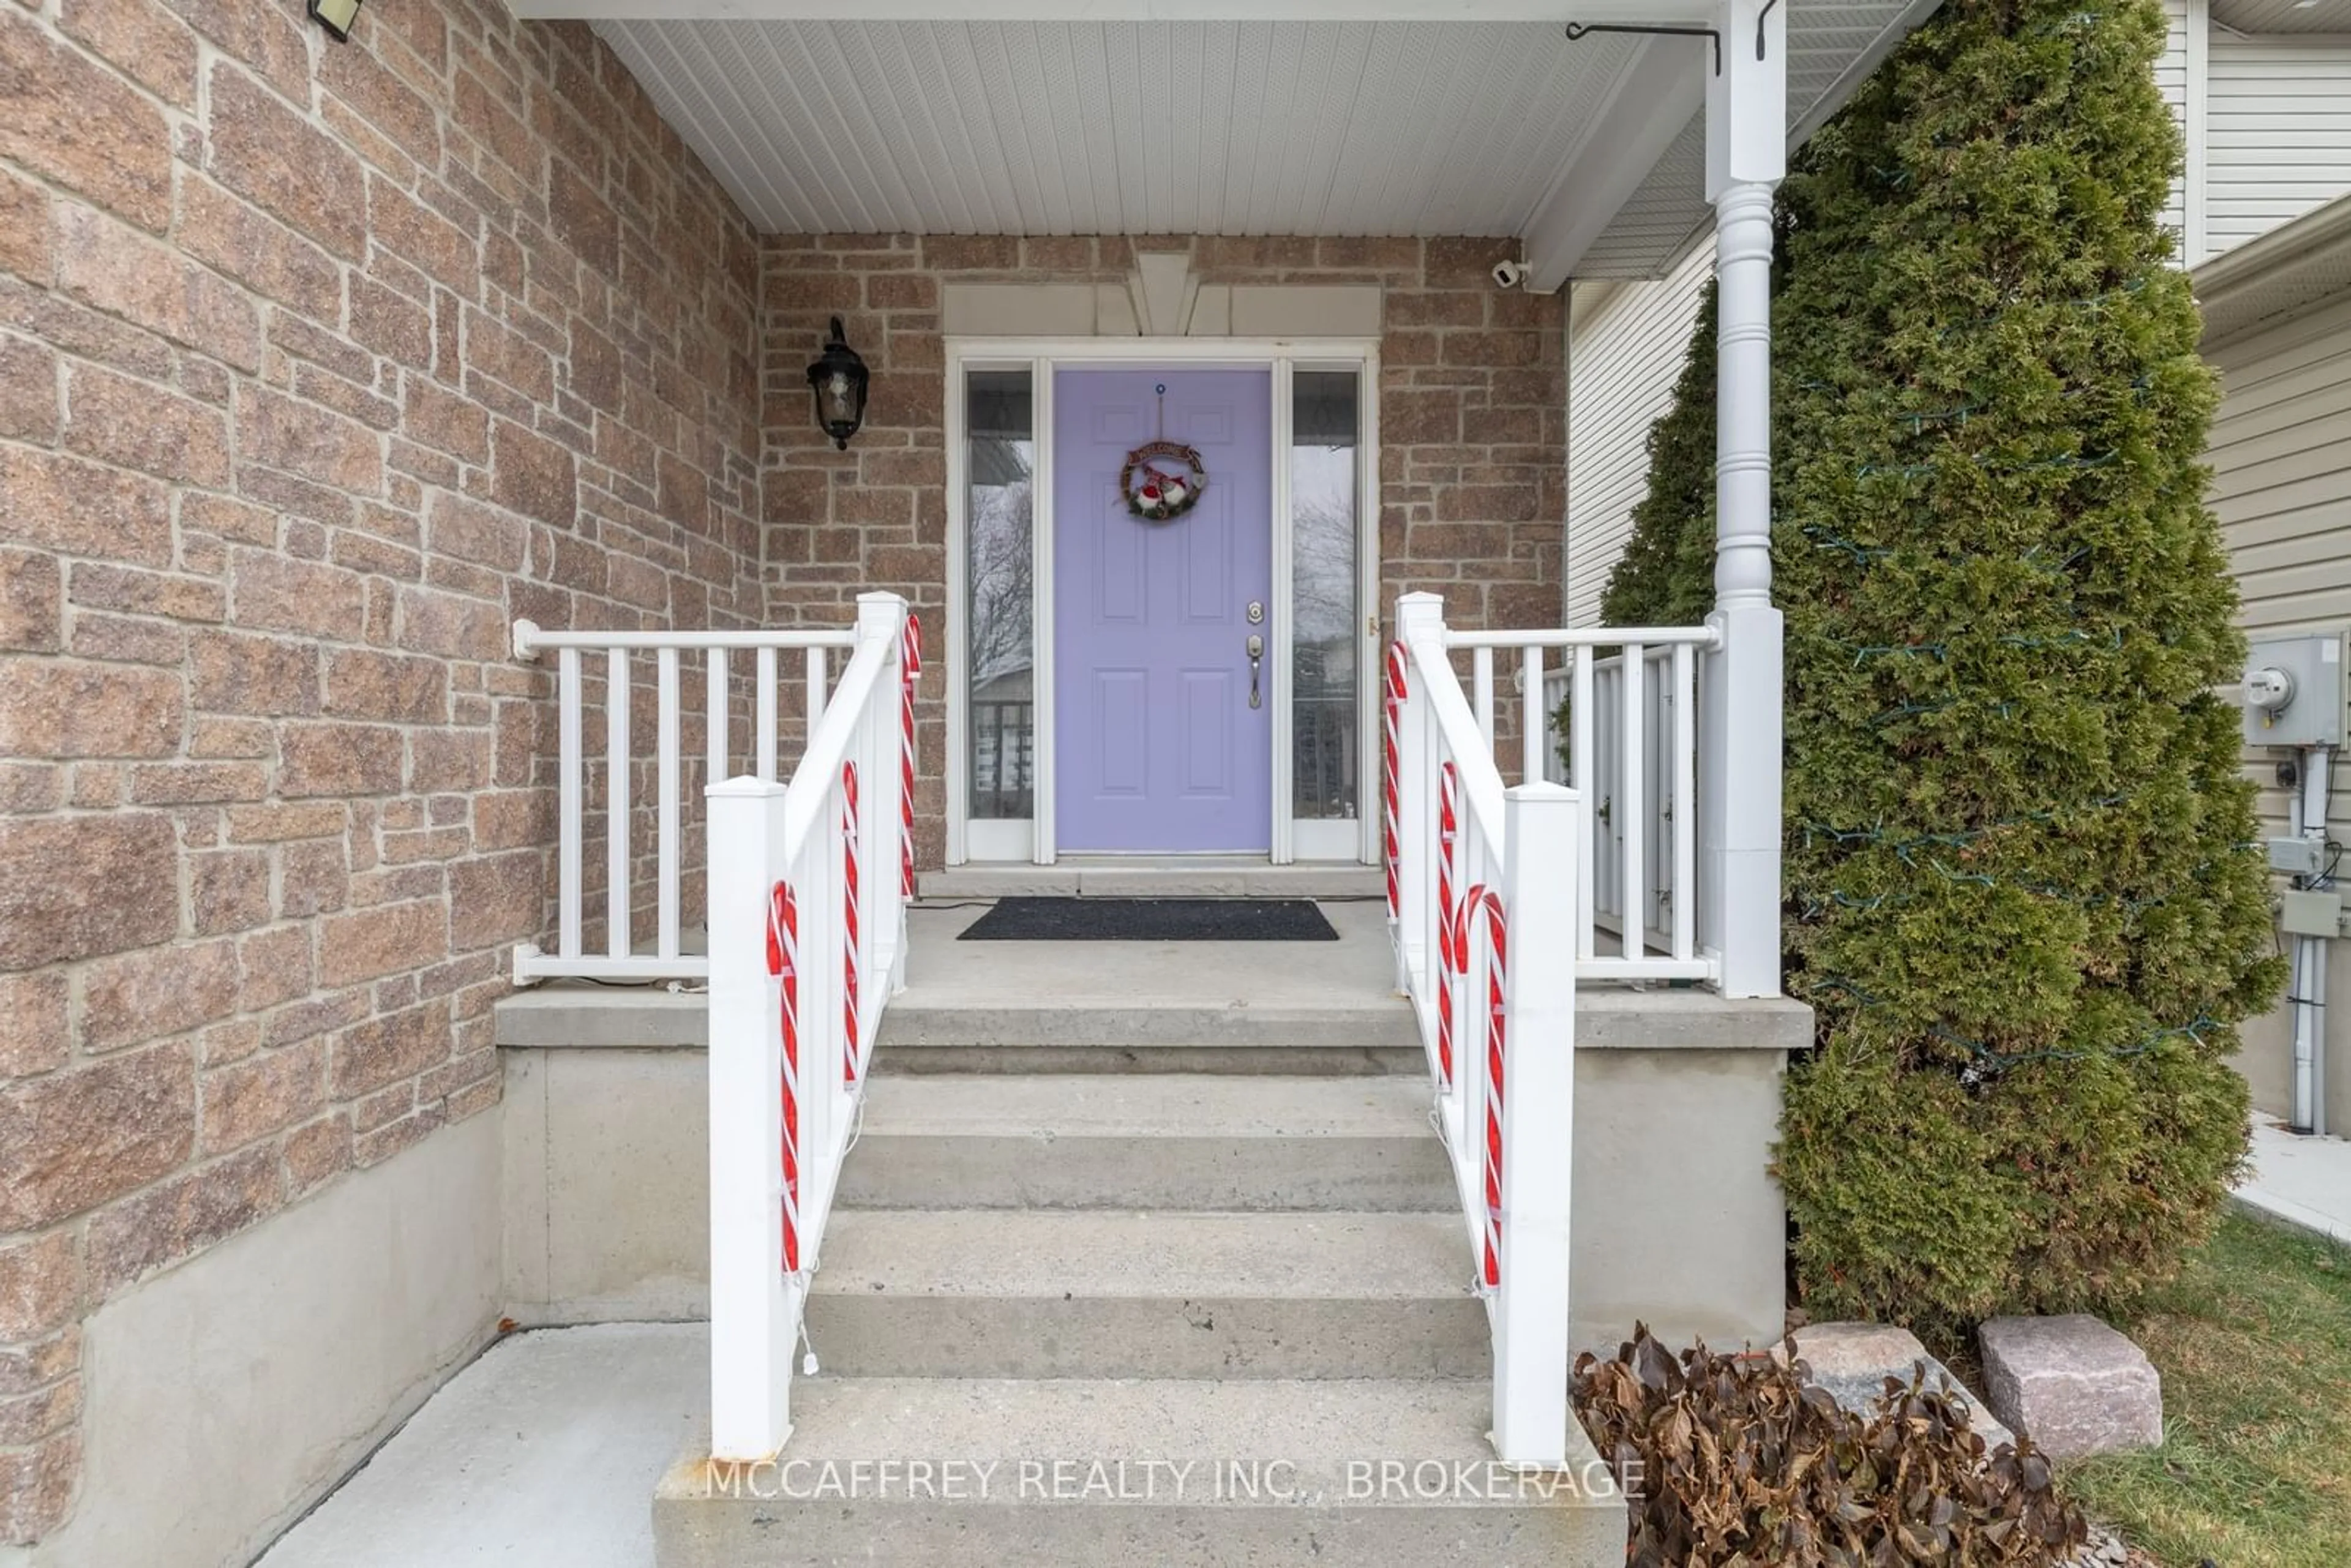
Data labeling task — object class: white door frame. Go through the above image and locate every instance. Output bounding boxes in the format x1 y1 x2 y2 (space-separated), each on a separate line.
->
943 336 1382 867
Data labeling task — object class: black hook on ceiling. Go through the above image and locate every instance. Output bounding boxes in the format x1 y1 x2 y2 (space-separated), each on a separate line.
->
1564 20 1723 77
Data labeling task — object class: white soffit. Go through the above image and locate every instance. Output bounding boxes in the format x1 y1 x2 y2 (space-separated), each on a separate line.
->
2195 190 2351 346
580 4 1930 279
2214 0 2351 34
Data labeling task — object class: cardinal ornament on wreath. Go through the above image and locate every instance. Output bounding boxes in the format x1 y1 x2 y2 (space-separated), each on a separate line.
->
1120 440 1207 522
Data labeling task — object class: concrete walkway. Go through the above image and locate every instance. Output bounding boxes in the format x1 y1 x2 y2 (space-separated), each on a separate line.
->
2234 1114 2351 1246
257 1323 702 1568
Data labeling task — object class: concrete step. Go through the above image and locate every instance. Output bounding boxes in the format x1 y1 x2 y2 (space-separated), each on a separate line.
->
804 1209 1485 1380
836 1075 1455 1211
654 1375 1625 1567
877 899 1424 1072
876 996 1423 1072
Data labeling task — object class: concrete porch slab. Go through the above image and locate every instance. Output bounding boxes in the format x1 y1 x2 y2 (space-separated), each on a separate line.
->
495 900 1812 1059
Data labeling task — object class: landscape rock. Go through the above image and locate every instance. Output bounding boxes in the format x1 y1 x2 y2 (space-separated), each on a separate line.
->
1978 1315 2162 1460
1781 1321 2015 1449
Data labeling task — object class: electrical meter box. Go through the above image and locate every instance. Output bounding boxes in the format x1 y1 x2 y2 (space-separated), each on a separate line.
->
2243 632 2347 748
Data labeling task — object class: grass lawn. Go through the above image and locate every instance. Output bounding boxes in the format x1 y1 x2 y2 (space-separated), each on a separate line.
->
2063 1211 2351 1568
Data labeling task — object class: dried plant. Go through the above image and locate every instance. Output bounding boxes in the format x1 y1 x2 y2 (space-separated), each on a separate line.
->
1574 1324 2088 1566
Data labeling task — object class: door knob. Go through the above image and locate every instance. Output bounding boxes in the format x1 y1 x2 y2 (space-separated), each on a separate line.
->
1247 634 1264 708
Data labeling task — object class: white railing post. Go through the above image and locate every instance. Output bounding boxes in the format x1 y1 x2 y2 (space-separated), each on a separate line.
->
1394 593 1446 996
853 594 903 1037
1619 644 1646 961
705 776 793 1461
606 649 631 961
557 645 583 962
658 648 681 961
1492 781 1577 1469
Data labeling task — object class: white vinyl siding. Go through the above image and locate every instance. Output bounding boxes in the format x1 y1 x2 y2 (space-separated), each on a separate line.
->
2207 33 2351 256
2159 0 2192 245
2211 292 2351 643
1564 240 1712 627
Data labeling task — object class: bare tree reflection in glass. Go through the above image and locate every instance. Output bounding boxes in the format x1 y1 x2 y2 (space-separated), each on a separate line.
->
1292 372 1360 821
967 372 1035 819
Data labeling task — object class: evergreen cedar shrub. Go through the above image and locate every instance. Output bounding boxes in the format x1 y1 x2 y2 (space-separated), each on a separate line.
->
1574 1326 2087 1566
1592 0 2282 1327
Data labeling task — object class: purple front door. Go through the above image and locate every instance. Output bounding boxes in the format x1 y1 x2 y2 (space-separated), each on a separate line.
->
1054 368 1273 853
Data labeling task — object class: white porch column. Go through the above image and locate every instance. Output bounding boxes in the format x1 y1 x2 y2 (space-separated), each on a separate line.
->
1701 0 1786 998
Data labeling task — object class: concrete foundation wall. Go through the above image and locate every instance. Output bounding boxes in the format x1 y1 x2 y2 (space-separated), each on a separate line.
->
11 1114 500 1568
494 1032 1786 1353
503 1048 707 1326
2235 937 2351 1134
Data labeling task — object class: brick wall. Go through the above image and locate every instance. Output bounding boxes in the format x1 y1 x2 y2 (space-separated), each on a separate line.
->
759 234 1566 861
0 1 762 1542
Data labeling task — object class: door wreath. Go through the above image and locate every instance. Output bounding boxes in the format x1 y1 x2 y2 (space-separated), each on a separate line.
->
1120 439 1207 522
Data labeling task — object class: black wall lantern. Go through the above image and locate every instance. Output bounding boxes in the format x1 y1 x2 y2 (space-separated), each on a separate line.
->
307 0 363 42
806 317 869 451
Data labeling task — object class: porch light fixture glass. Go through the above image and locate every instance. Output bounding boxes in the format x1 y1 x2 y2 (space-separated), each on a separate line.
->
807 316 869 451
307 0 362 42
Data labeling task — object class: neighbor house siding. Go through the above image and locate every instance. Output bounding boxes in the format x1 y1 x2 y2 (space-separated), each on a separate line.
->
2210 290 2351 1131
2159 0 2192 245
1563 239 1712 627
2210 292 2351 646
2207 32 2351 257
0 2 763 1554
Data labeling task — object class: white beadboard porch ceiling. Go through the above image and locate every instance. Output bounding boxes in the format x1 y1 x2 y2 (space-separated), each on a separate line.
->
537 3 1935 280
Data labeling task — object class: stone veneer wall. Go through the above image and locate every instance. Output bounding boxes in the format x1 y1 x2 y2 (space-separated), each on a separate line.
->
759 235 1567 865
0 0 762 1543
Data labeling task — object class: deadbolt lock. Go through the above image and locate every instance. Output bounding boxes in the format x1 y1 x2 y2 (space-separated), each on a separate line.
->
1247 600 1264 625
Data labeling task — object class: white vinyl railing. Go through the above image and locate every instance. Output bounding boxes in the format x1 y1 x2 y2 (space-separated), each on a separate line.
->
704 593 920 1461
508 620 862 985
1386 592 1578 1469
1459 623 1719 984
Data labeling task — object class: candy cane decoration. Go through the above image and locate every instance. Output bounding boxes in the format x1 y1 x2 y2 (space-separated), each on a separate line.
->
1383 642 1406 921
898 616 922 899
1463 883 1507 1292
1434 760 1462 1090
841 760 861 1086
765 880 801 1274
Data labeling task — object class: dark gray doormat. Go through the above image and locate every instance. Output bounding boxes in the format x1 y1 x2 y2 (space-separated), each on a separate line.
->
957 897 1339 942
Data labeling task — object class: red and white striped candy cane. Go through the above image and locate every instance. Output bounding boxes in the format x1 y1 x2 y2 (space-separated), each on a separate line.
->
765 880 801 1274
1434 760 1461 1090
841 760 860 1086
1463 883 1507 1291
1382 642 1406 920
899 616 921 899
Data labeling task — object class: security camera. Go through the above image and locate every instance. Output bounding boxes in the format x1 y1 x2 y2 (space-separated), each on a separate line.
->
1491 259 1527 290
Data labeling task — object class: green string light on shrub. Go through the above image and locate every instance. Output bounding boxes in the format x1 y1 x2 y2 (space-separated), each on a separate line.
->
1801 793 2134 858
1937 277 2151 339
1856 449 2119 480
1805 972 2222 1079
